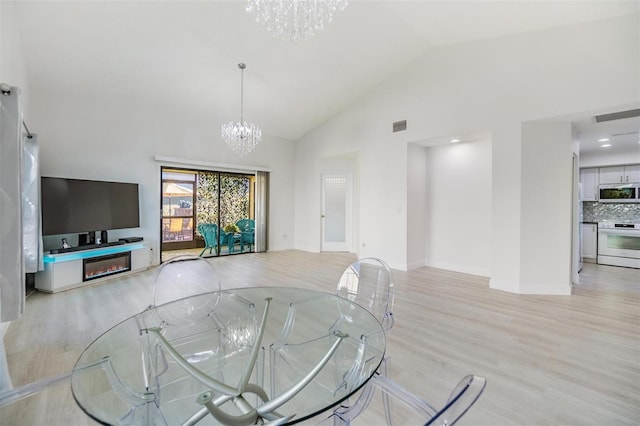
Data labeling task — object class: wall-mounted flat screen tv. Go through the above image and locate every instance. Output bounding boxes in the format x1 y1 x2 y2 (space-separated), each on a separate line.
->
41 177 140 236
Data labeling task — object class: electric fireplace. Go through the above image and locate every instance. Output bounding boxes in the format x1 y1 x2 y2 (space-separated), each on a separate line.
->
83 252 131 281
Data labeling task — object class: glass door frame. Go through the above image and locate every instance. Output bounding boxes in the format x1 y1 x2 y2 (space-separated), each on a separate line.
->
160 168 197 252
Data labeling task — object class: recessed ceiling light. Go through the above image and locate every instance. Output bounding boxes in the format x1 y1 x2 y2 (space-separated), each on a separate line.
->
601 143 612 148
450 139 460 143
598 138 610 142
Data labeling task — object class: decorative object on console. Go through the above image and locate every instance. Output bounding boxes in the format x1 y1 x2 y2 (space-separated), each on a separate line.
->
119 236 143 243
221 63 262 156
246 0 349 42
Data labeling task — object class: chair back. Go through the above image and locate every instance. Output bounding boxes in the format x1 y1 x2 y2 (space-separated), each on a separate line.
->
151 255 221 309
336 258 394 330
236 219 255 232
197 223 218 247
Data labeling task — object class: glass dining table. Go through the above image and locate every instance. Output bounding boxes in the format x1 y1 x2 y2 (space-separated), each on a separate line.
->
71 286 386 425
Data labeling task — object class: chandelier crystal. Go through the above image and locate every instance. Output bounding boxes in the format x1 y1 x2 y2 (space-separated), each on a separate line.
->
221 63 262 155
246 0 348 43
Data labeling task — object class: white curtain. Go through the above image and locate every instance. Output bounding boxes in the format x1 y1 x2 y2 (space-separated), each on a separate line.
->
0 85 25 322
22 134 43 273
255 171 268 252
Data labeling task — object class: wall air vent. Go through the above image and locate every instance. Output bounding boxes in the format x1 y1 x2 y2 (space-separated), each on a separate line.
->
392 120 407 133
594 109 640 123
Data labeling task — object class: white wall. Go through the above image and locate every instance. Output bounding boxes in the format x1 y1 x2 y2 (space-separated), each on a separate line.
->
29 88 296 262
490 124 523 292
406 143 428 269
294 14 639 293
580 148 640 168
520 121 573 295
0 1 29 113
423 139 492 276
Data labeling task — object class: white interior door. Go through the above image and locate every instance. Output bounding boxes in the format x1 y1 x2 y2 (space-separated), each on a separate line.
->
321 173 352 252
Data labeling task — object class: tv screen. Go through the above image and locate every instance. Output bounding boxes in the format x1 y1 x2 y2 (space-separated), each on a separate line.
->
41 177 140 236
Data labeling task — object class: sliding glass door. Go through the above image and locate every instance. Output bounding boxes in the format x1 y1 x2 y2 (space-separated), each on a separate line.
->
161 167 260 261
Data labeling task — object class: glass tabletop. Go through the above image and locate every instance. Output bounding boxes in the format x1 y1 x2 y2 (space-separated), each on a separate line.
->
71 287 386 425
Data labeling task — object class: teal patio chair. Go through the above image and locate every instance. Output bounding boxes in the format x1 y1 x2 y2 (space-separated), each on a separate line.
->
236 219 255 252
197 223 218 257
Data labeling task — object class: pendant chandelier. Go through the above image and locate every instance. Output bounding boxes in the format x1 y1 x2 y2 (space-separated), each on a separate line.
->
246 0 349 43
221 63 262 156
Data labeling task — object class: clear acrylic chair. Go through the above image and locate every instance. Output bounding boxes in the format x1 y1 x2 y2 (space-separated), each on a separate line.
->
328 374 486 426
141 254 223 387
117 255 221 423
149 254 221 308
334 258 395 422
335 257 395 332
140 255 267 424
270 258 394 419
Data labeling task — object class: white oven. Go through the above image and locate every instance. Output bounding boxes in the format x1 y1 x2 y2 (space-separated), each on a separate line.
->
597 223 640 269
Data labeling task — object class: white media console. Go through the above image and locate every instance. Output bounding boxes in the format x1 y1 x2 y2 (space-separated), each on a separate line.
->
36 243 152 293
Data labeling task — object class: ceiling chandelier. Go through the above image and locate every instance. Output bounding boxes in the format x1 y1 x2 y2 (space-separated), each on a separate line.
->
246 0 349 43
221 63 262 156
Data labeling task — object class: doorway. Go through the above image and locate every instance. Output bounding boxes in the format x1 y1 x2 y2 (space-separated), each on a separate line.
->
160 167 262 262
321 173 352 252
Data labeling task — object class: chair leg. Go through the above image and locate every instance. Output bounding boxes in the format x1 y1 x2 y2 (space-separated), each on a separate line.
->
380 357 392 425
333 414 349 425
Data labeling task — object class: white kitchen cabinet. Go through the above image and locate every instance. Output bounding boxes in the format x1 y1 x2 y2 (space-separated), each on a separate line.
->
625 165 640 182
599 165 640 184
580 223 597 261
580 168 599 201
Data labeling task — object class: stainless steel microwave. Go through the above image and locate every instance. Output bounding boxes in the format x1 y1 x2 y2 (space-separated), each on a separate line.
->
598 184 639 203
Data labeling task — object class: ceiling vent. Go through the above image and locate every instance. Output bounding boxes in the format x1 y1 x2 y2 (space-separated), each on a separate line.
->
392 120 407 133
594 109 640 123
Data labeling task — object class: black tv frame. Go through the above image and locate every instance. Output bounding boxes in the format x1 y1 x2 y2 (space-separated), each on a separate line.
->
41 176 140 237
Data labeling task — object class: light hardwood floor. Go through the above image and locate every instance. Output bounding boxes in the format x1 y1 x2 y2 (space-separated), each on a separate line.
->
1 251 638 425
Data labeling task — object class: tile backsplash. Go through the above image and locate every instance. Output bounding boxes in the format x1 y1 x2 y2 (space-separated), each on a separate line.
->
583 202 640 223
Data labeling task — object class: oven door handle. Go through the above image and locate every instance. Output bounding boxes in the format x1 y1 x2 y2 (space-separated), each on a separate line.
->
598 229 639 236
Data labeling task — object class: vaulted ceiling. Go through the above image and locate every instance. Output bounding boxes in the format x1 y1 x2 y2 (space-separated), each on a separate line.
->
13 1 639 149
